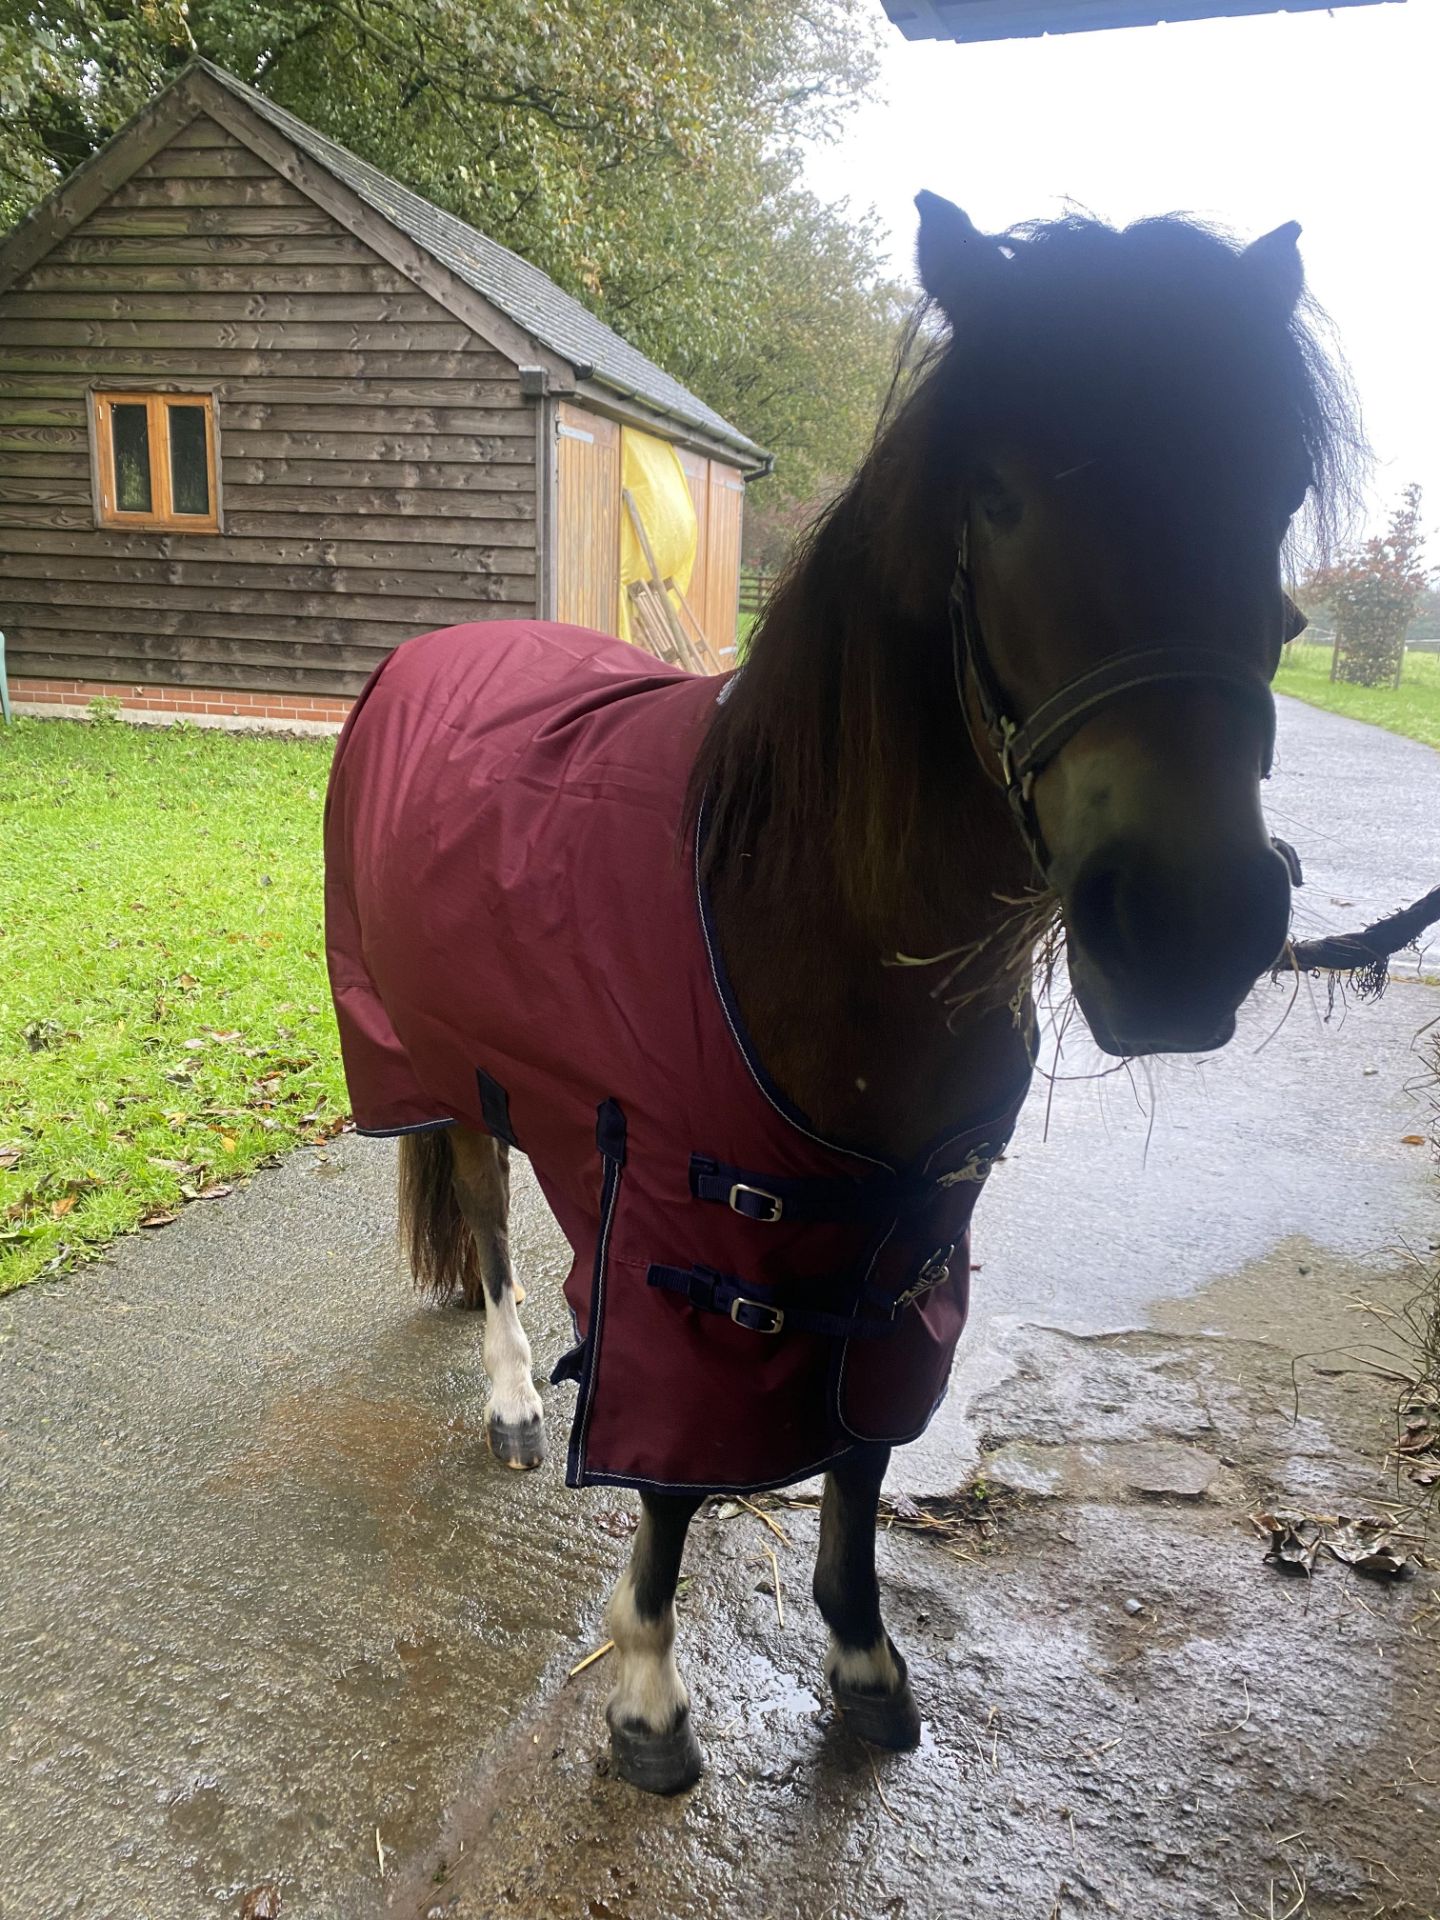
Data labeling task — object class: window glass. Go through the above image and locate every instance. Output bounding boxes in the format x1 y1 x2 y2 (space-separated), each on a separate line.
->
111 404 152 513
168 405 210 516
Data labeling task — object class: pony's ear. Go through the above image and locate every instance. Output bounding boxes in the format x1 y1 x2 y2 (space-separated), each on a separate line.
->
1242 220 1304 314
915 190 1005 322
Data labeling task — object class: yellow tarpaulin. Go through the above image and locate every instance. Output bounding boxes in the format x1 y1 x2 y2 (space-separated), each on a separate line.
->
617 427 697 644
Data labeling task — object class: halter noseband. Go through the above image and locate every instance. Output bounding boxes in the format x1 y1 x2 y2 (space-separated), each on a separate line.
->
948 527 1279 874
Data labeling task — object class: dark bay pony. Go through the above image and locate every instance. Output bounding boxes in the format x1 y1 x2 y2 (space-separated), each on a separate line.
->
324 196 1352 1795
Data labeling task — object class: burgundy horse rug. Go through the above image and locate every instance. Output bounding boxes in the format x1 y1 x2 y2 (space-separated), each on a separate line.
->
324 622 1030 1496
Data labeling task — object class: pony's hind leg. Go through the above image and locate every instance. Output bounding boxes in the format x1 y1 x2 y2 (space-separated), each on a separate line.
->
449 1128 545 1468
604 1491 705 1794
397 1125 544 1469
813 1445 922 1749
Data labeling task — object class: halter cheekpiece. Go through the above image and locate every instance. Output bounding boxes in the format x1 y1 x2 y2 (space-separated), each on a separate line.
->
948 525 1280 873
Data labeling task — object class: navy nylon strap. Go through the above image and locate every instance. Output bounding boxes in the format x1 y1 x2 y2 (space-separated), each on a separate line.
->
1004 646 1278 786
646 1264 901 1340
688 1155 906 1225
476 1068 520 1148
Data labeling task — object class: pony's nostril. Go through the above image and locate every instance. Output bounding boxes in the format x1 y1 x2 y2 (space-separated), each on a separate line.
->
1066 840 1292 1004
1066 855 1129 977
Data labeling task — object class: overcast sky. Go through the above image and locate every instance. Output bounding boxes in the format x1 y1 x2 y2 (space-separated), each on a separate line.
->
805 0 1435 542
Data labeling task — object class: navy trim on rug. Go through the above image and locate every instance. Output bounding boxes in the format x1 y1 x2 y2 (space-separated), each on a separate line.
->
564 1099 627 1487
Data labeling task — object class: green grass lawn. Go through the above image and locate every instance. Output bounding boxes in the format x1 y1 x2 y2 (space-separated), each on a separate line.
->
1 714 347 1294
1276 641 1440 751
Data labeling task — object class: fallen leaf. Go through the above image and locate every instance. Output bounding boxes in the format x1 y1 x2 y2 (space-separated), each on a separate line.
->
1255 1507 1415 1581
196 1183 232 1201
0 1146 22 1171
220 1134 238 1154
1400 1135 1427 1147
1253 1509 1320 1576
240 1887 282 1920
140 1209 177 1228
51 1194 76 1218
177 973 198 990
1326 1517 1413 1580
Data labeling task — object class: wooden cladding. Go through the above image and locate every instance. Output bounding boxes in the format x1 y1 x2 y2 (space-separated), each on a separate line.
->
677 447 744 664
703 465 744 662
554 402 620 636
92 390 218 532
0 117 542 696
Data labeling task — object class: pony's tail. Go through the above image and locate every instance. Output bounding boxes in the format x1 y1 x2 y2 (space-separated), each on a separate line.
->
397 1129 485 1308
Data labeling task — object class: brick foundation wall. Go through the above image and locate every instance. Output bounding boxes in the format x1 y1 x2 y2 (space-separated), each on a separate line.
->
10 677 354 728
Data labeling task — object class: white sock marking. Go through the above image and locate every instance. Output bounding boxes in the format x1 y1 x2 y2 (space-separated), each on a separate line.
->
825 1634 902 1694
482 1284 542 1430
605 1573 688 1732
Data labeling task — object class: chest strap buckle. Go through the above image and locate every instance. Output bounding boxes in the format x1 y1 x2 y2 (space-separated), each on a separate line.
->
729 1182 785 1224
730 1294 786 1334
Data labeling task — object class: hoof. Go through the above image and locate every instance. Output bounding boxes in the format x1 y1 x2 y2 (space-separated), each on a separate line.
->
831 1646 922 1751
608 1707 704 1796
486 1411 545 1470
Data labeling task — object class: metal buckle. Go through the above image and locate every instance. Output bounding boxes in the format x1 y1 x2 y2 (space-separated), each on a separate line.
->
730 1295 785 1335
893 1244 956 1313
728 1182 784 1224
918 1243 955 1286
997 719 1019 790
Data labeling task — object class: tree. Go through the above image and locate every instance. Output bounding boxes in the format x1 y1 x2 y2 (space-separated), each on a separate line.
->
1298 484 1433 688
0 0 903 501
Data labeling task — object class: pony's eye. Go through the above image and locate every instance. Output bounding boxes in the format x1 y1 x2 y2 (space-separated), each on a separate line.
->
974 470 1021 530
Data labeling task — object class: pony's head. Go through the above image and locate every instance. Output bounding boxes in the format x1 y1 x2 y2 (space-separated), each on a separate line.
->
694 198 1357 1063
912 194 1355 1056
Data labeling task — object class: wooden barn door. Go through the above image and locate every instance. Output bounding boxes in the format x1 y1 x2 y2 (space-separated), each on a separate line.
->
554 402 620 635
704 463 745 662
675 446 710 641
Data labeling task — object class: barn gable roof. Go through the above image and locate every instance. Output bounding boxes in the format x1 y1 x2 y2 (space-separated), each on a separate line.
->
0 57 764 467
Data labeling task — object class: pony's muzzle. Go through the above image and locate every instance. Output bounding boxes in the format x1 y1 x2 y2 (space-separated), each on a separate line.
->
1063 836 1292 1056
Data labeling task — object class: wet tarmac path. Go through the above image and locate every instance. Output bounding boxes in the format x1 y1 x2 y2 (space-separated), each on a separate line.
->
2 696 1437 1919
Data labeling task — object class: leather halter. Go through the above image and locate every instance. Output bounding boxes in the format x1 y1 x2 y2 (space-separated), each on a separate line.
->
948 526 1279 873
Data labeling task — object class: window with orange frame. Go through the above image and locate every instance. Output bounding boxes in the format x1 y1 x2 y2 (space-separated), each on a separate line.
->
92 391 219 533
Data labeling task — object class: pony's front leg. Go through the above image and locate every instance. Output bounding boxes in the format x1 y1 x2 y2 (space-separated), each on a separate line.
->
604 1491 705 1794
813 1445 922 1749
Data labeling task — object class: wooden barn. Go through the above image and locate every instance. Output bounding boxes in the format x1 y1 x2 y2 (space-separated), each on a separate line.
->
0 59 765 729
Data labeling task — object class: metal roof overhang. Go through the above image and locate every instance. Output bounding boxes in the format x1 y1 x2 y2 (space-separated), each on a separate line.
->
882 0 1402 41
